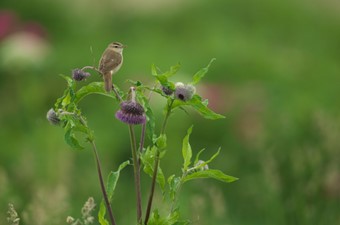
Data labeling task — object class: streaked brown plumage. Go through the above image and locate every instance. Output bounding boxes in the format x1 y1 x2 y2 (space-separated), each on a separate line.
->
98 42 125 92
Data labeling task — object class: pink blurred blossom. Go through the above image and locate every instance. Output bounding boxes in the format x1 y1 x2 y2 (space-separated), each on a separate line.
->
0 10 18 40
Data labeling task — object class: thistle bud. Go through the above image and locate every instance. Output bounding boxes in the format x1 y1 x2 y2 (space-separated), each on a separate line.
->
161 85 174 96
72 68 91 81
46 108 60 125
174 82 196 101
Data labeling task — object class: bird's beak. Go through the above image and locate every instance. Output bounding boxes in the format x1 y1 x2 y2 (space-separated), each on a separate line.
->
122 45 128 48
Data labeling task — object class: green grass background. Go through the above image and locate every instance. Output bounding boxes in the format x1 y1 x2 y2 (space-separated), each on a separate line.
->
1 0 340 224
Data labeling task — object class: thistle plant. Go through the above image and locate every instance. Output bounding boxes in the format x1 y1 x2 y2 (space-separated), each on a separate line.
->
46 45 238 225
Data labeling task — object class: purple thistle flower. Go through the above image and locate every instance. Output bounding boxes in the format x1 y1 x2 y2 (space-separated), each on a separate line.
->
174 82 196 101
72 68 91 81
46 108 60 125
115 101 146 125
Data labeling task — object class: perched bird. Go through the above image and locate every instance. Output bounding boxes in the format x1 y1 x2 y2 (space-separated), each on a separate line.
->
98 42 125 92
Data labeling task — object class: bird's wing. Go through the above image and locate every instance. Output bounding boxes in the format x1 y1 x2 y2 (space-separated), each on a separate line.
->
99 51 122 73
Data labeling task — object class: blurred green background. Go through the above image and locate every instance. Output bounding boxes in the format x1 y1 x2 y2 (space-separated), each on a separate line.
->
1 0 340 224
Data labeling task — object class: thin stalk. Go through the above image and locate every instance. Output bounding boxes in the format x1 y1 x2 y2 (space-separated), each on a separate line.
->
81 65 102 74
160 100 174 135
144 99 174 224
144 152 159 224
139 122 146 154
138 122 147 166
90 141 116 225
129 125 143 224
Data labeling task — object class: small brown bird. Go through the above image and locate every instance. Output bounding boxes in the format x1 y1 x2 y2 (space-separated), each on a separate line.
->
98 42 125 92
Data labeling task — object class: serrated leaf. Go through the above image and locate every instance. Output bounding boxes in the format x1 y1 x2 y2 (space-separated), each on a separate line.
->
64 128 84 150
171 94 224 120
166 210 180 224
61 91 72 108
191 58 216 85
147 209 179 225
182 126 193 171
168 175 181 201
106 160 130 200
163 63 181 78
75 82 118 103
152 63 179 88
183 169 238 183
98 160 129 225
187 95 225 120
141 147 166 191
155 134 167 150
154 74 169 87
139 95 155 141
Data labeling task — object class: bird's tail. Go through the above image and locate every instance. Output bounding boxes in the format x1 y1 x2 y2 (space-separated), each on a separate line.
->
103 72 112 92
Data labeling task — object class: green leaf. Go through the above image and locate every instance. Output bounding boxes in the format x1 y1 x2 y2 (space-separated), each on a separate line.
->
155 134 167 150
106 160 130 200
166 210 180 224
127 79 143 87
55 74 76 110
98 202 109 225
187 95 225 120
163 63 181 78
147 209 180 225
153 73 166 84
152 63 179 89
183 169 238 183
182 126 193 171
147 210 163 225
191 58 216 85
141 146 166 191
194 148 221 171
64 128 84 150
151 64 158 76
204 148 220 165
193 148 205 165
75 82 118 103
61 91 72 108
139 95 155 141
98 160 129 225
167 175 181 201
59 74 74 87
171 94 225 120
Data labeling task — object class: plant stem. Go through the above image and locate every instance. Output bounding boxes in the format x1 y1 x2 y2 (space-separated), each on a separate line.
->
138 122 147 167
129 125 143 224
81 65 102 74
144 99 174 224
144 151 159 224
160 100 174 135
90 141 116 225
